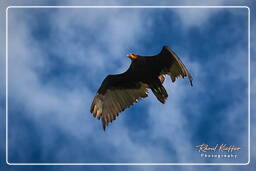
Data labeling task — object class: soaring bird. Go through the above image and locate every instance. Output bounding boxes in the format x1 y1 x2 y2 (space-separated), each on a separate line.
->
90 46 193 130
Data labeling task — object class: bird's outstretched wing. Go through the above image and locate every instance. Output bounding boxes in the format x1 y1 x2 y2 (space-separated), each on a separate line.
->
90 75 148 130
151 46 193 86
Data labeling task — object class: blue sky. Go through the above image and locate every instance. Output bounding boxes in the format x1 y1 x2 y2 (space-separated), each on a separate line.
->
0 0 256 171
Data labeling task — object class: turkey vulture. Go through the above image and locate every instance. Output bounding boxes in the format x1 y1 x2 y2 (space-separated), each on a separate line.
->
90 46 193 130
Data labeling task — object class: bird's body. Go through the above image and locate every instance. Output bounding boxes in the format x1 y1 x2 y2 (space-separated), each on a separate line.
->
91 46 193 130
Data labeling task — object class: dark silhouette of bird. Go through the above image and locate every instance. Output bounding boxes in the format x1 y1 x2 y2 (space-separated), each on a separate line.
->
90 46 193 130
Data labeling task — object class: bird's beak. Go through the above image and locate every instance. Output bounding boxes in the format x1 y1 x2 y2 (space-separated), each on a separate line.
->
127 54 137 60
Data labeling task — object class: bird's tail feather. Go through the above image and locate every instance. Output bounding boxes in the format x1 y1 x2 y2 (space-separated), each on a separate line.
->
150 84 168 104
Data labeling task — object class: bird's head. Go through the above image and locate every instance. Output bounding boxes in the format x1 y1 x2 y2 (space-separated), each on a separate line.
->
127 53 138 60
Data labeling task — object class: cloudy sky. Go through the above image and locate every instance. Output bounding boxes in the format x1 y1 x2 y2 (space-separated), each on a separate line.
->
0 0 255 171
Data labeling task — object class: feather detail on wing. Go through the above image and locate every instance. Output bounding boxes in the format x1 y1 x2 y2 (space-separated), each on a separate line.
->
159 46 193 86
90 82 148 130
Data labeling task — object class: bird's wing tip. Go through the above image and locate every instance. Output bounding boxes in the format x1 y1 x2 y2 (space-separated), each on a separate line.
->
102 124 106 131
